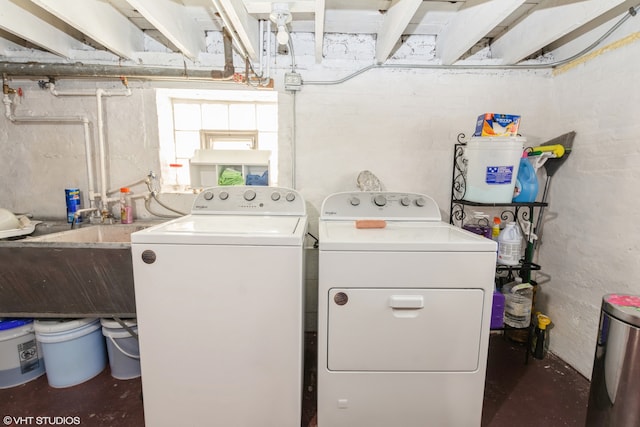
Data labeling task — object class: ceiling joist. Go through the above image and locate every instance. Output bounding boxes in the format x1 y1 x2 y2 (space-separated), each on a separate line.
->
0 0 85 58
213 0 259 60
491 0 627 65
126 0 206 61
30 0 144 60
0 0 634 71
315 0 326 63
436 0 526 65
375 0 422 64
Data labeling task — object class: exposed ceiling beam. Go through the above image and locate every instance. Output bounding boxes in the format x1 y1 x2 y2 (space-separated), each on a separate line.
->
315 0 326 63
546 0 639 53
213 0 259 60
491 0 626 65
30 0 144 60
125 0 206 61
436 0 526 65
244 1 316 14
375 0 422 64
0 0 85 58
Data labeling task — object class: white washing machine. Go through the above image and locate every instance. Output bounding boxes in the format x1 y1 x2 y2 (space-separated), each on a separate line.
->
318 191 497 427
131 186 307 427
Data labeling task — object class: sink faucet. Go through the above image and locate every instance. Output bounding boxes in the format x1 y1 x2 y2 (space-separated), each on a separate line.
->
71 207 100 229
101 209 114 225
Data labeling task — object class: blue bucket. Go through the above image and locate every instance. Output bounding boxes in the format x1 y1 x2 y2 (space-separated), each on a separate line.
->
0 319 45 388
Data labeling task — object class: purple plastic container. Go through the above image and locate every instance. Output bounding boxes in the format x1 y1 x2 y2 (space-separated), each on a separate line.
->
491 290 505 329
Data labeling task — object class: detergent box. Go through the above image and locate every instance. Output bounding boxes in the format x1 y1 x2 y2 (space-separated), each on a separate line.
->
474 113 521 137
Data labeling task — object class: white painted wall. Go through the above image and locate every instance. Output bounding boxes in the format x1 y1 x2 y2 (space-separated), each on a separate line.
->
1 26 638 377
535 33 640 378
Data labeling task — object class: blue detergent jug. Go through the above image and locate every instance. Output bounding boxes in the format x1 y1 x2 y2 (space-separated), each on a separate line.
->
512 151 538 202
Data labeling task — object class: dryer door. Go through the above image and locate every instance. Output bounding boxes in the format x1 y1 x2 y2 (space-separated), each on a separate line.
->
327 288 485 372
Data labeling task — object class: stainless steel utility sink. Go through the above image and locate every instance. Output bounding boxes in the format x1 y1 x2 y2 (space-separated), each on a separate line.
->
28 223 151 244
0 220 165 318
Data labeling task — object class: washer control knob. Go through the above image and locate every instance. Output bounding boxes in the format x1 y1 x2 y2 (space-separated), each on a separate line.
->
244 190 256 201
285 192 296 202
271 192 281 201
218 191 229 200
203 191 214 201
349 197 360 206
400 197 411 206
373 194 387 207
415 197 426 207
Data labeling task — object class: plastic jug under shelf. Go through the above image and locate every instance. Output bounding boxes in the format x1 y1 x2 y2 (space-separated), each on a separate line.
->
502 279 533 329
497 222 522 265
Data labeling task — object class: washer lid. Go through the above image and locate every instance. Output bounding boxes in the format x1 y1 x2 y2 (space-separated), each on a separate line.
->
319 220 497 252
131 214 307 246
602 294 640 327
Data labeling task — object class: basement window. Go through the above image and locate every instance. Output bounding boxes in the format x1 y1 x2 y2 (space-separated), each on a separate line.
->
156 89 278 191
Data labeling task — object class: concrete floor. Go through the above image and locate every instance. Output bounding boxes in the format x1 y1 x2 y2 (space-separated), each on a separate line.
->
0 333 590 427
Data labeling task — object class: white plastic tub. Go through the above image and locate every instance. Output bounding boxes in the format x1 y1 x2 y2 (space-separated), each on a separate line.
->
464 137 525 203
34 318 106 388
0 319 45 388
101 318 140 380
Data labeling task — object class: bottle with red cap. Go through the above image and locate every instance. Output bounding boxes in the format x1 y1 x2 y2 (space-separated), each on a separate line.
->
120 187 133 224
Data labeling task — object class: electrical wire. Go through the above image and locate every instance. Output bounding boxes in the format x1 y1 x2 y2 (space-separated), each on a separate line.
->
288 34 297 73
303 5 640 86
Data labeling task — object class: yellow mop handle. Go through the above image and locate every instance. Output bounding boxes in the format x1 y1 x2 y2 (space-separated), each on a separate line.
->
530 144 565 158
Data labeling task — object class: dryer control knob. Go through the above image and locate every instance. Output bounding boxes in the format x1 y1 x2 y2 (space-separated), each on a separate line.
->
285 192 296 202
271 192 281 201
219 191 229 200
349 197 360 206
244 190 256 201
415 197 426 207
373 194 387 207
400 197 411 206
203 191 214 201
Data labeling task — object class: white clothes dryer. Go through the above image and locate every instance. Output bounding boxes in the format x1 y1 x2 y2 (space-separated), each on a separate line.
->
131 186 307 427
318 191 497 427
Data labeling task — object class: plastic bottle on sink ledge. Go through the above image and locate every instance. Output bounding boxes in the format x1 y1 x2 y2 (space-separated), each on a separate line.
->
120 187 133 224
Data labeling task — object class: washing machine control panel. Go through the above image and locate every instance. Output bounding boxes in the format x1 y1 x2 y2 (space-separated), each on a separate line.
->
321 191 441 221
192 186 306 215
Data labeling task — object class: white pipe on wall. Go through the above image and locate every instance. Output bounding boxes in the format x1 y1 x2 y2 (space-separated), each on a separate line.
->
3 93 97 209
266 20 271 81
96 89 108 207
47 83 132 210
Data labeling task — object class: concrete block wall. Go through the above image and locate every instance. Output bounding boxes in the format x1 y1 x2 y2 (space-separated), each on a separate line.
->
536 34 640 378
1 25 639 376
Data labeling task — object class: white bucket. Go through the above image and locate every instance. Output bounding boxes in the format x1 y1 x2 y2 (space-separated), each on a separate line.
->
101 319 140 380
464 137 525 203
0 319 45 388
34 318 106 388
